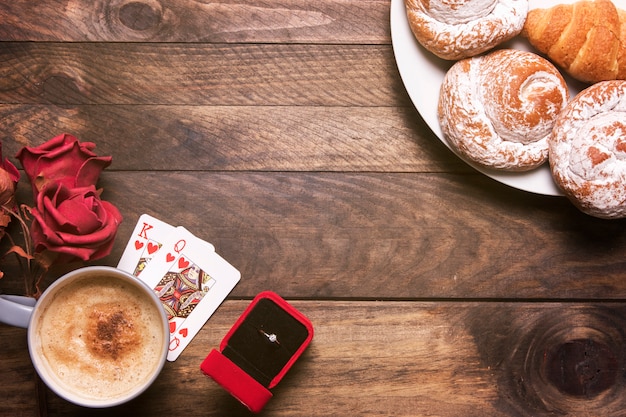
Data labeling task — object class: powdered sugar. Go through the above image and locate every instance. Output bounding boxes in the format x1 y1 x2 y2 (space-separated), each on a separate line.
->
427 0 498 24
405 0 529 59
549 80 626 218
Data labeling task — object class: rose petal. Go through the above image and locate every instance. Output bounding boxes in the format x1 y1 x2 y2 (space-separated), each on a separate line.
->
57 198 102 234
16 133 112 198
29 183 122 263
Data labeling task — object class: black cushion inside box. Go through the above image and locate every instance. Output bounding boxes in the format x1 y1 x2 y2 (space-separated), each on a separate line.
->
222 298 310 387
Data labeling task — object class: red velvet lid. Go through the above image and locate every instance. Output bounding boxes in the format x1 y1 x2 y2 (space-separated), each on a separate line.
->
201 349 273 413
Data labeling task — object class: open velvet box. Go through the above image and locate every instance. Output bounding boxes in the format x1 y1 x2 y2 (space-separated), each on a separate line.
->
201 291 314 413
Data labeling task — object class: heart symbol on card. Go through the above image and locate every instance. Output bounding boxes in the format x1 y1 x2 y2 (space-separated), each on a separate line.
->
179 328 188 337
134 240 144 250
169 322 176 333
178 257 190 269
147 242 159 254
166 253 175 262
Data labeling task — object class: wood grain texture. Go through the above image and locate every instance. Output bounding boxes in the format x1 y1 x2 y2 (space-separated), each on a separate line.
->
101 173 624 300
2 0 626 416
2 171 625 300
0 43 404 106
0 326 41 417
0 104 466 173
38 300 626 417
0 0 390 43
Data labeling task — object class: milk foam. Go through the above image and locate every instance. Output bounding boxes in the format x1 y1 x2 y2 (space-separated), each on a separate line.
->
35 276 165 402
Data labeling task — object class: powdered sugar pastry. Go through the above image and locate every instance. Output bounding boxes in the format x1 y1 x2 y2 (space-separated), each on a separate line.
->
549 80 626 219
404 0 529 60
439 49 568 171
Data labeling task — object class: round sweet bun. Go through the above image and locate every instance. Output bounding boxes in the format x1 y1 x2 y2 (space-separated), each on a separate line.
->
438 49 569 171
404 0 529 60
549 80 626 219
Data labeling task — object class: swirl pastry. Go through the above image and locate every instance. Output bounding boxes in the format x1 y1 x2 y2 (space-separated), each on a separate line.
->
404 0 529 60
549 80 626 219
438 49 569 171
522 0 626 84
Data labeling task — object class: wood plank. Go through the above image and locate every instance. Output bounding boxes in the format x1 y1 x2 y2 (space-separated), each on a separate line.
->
0 325 40 417
0 0 390 43
0 104 466 173
40 300 626 416
2 172 625 300
0 43 405 106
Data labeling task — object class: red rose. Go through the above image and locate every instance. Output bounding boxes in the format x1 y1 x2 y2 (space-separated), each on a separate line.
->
30 183 122 264
16 133 112 198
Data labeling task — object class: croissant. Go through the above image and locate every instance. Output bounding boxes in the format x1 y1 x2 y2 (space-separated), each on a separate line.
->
404 0 529 60
549 80 626 219
438 49 568 171
522 0 626 84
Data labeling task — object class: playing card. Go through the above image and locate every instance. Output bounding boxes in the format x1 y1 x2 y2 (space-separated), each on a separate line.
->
117 214 178 277
141 230 240 361
139 226 214 286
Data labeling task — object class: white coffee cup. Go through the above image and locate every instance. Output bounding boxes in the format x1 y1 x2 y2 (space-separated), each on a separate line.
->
0 266 169 408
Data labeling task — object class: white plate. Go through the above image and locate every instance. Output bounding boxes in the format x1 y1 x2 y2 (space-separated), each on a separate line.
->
390 0 625 196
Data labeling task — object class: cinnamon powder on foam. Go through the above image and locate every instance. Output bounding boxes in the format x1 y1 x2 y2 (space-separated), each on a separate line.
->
86 304 139 360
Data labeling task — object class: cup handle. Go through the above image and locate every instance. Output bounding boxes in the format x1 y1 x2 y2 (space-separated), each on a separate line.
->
0 295 36 328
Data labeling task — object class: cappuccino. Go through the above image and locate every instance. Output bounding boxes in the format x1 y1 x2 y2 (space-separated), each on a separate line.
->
33 274 166 403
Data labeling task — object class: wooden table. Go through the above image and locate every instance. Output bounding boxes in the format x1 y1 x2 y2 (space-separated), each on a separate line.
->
1 1 626 416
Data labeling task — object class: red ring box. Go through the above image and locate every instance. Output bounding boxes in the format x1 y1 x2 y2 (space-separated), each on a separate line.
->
200 291 314 413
